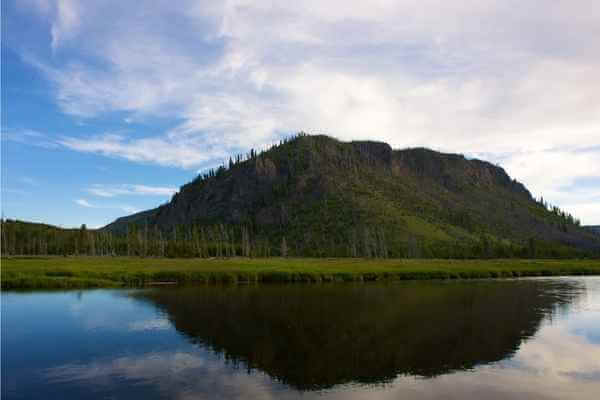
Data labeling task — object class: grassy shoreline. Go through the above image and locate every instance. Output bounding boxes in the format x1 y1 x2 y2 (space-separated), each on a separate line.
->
2 256 600 289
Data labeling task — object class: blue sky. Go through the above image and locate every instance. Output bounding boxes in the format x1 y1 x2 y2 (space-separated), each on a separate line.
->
2 0 599 228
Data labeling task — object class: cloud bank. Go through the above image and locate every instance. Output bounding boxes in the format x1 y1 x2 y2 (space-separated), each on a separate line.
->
14 0 600 222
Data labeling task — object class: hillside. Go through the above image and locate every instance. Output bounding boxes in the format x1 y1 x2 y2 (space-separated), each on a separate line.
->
102 134 599 258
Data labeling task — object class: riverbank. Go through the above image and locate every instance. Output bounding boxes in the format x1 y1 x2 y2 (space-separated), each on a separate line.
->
2 256 600 289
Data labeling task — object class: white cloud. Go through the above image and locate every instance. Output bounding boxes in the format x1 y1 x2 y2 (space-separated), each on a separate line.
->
75 198 93 208
51 0 81 49
59 134 222 168
74 198 139 214
86 184 176 198
120 205 140 214
19 0 600 223
20 177 38 186
498 146 600 223
1 128 60 149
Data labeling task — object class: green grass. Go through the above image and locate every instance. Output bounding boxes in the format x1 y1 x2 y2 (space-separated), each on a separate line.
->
2 256 600 289
402 215 452 241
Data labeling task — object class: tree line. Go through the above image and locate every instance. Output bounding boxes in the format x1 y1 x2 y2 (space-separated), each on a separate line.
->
190 133 307 187
536 196 581 232
2 218 597 259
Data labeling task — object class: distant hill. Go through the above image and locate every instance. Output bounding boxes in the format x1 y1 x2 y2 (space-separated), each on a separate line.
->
586 226 600 235
0 219 83 234
102 134 599 257
0 219 89 256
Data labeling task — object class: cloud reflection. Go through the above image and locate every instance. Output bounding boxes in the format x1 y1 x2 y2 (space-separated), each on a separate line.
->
42 310 600 399
128 318 172 332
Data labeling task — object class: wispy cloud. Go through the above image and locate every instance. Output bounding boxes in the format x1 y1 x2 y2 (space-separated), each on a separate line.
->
1 188 30 196
120 205 139 214
1 128 59 149
21 177 39 186
74 198 139 214
59 134 220 169
12 1 600 223
75 198 93 208
128 318 171 332
86 184 176 198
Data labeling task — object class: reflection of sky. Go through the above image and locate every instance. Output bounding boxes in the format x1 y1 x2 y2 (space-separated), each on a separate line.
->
3 279 600 400
564 278 600 345
34 323 600 400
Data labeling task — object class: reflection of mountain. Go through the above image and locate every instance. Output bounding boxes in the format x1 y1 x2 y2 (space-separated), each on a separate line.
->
134 280 579 390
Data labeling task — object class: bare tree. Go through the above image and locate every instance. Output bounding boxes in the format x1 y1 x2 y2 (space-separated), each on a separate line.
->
281 236 288 257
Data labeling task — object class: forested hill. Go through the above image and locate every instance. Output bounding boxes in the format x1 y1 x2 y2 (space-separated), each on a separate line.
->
100 134 599 258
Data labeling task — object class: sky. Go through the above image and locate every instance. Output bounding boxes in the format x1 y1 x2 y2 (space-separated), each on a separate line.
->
1 0 599 228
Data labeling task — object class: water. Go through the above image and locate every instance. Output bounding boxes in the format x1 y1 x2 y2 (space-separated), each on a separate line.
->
2 277 600 399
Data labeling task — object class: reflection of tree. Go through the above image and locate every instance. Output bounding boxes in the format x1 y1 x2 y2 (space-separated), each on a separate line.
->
134 280 579 390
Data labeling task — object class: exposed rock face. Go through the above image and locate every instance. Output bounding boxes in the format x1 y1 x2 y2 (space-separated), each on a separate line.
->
103 135 598 252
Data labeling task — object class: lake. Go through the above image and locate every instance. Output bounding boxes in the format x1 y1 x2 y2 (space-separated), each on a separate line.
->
2 277 600 399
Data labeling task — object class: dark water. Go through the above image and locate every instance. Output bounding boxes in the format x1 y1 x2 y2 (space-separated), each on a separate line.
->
2 278 600 399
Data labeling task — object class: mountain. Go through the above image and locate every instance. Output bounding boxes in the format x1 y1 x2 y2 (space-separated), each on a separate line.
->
103 134 599 257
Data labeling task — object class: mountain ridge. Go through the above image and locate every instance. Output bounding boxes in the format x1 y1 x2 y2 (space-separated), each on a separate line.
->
102 134 599 257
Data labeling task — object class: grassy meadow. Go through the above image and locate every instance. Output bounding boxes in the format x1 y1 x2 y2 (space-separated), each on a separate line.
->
2 256 600 289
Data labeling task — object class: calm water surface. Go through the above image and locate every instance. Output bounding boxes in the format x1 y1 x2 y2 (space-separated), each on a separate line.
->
2 277 600 399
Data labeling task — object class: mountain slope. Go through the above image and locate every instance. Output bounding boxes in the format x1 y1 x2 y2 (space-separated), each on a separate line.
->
103 134 599 257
